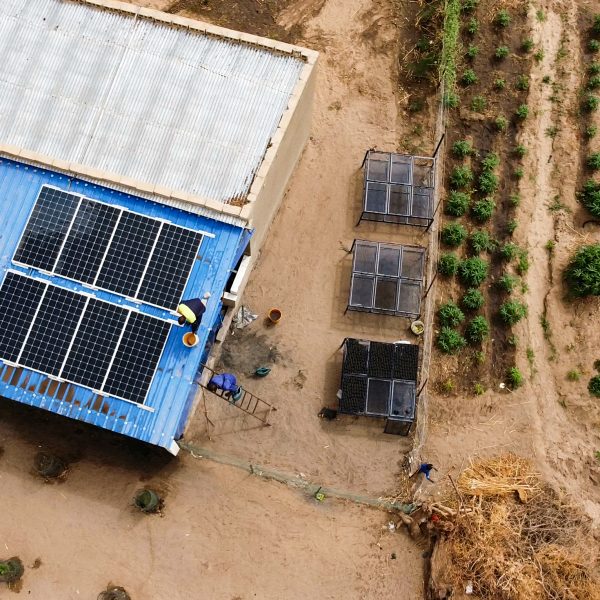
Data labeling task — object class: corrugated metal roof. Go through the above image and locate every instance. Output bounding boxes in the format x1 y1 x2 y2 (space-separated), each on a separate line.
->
0 157 245 453
0 0 305 204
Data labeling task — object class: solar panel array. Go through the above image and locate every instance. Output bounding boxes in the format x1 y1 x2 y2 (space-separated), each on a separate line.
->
14 186 203 310
0 272 171 404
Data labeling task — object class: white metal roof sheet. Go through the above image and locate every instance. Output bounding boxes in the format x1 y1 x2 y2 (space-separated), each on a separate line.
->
0 0 305 204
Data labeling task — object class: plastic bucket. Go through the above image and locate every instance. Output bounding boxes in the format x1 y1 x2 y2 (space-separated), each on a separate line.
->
268 308 282 324
182 332 199 347
134 489 161 513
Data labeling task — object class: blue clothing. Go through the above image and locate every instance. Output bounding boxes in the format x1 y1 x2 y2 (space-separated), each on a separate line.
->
418 463 434 481
209 373 239 393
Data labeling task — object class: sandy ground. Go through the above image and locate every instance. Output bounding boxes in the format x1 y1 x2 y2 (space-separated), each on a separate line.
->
0 0 433 597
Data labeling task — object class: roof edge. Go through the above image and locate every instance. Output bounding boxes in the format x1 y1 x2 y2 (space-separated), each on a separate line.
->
77 0 318 64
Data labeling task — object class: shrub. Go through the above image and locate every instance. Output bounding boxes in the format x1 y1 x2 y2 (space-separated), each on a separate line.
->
514 167 524 179
465 316 489 344
566 370 580 381
495 46 510 60
564 244 600 296
471 197 496 222
461 0 479 12
498 273 518 292
478 171 499 194
438 302 465 327
450 165 474 188
521 38 534 52
589 62 600 75
444 92 460 108
462 69 478 86
494 78 506 90
507 367 524 388
437 327 466 354
506 219 518 235
474 382 485 395
439 253 459 276
466 18 478 35
509 193 521 207
514 144 527 158
593 14 600 36
495 10 511 28
516 251 530 275
587 125 598 138
587 152 600 170
494 115 508 132
458 257 489 287
452 140 473 158
515 75 530 91
469 230 494 254
583 94 600 112
445 191 470 216
515 104 529 120
542 75 551 83
481 152 500 171
588 75 600 90
441 223 468 247
471 95 486 112
589 375 600 397
461 288 484 311
578 179 600 217
466 45 479 60
589 39 600 53
499 300 528 325
499 242 519 261
534 49 544 63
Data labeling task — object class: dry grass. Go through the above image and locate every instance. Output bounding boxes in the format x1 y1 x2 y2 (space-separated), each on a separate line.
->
432 454 600 600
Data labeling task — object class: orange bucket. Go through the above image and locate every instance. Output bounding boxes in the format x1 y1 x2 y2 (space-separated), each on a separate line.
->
268 308 282 324
182 332 199 347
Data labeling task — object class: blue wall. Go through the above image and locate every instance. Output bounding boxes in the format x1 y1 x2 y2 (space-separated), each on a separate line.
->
0 158 244 452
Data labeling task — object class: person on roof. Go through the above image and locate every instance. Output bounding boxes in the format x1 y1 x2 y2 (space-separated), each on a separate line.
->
207 373 243 403
177 292 210 334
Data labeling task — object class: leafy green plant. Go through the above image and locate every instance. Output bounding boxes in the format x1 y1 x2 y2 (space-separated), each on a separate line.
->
438 301 465 327
586 124 598 138
445 190 470 216
578 179 600 217
474 382 485 395
545 125 559 138
461 0 479 12
509 193 521 207
441 223 467 247
444 92 460 108
567 369 580 381
498 273 518 292
521 38 534 52
534 49 544 63
471 197 496 222
499 300 528 325
458 257 489 287
542 75 551 84
589 39 600 53
506 219 518 235
588 75 600 90
494 115 508 132
514 144 527 158
461 288 484 311
466 18 478 35
589 375 600 397
494 77 506 90
469 230 494 254
481 152 500 171
437 327 466 354
515 75 530 91
499 242 519 261
440 378 455 394
439 253 459 276
471 95 486 112
593 14 600 36
478 171 499 194
452 140 473 158
583 94 600 112
589 62 600 75
564 244 600 296
450 165 474 188
462 69 478 87
515 104 529 120
507 367 524 388
466 45 479 60
513 167 524 179
495 46 510 60
536 9 545 21
495 10 510 28
465 316 489 344
587 152 600 170
516 251 530 275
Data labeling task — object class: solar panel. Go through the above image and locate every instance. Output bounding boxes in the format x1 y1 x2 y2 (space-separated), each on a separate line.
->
103 312 171 404
14 187 80 271
0 272 46 362
19 287 87 376
55 199 120 284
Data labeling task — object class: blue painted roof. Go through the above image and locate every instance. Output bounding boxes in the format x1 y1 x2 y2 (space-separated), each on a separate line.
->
0 157 245 453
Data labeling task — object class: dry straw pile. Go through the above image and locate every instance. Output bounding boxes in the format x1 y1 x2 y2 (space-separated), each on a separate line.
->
435 454 600 600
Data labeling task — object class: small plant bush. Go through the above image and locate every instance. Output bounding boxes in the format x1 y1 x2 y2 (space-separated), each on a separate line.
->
521 38 534 52
588 75 600 90
494 115 508 132
564 244 600 296
466 18 478 35
514 144 527 158
583 94 600 112
461 69 478 86
513 167 524 180
495 10 511 28
438 301 465 327
452 140 473 158
506 219 518 235
508 367 524 388
450 165 474 188
498 273 518 292
465 316 489 344
478 171 499 194
578 180 600 217
437 327 466 354
589 375 600 397
461 288 484 311
445 191 470 216
589 62 600 75
589 39 600 53
466 45 479 60
593 14 600 36
516 251 530 275
534 49 544 63
515 104 529 120
587 125 599 138
587 152 600 170
566 370 580 381
471 197 496 222
499 300 528 325
441 222 467 247
458 257 488 287
515 75 530 91
461 0 479 12
494 78 506 90
471 95 486 112
439 253 459 276
444 92 460 108
481 152 500 171
499 242 519 261
469 230 494 254
509 193 521 207
495 46 510 60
